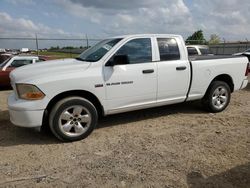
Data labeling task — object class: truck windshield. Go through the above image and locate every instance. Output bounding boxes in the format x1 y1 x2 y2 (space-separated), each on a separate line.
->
76 38 122 62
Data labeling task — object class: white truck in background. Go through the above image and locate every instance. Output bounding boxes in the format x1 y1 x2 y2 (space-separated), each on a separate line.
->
0 48 6 53
8 34 249 141
20 48 30 53
187 45 213 56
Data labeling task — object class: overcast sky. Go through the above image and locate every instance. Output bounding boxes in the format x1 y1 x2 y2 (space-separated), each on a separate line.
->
0 0 249 48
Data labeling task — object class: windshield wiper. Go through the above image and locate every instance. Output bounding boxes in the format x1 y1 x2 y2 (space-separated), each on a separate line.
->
75 57 97 62
75 57 86 61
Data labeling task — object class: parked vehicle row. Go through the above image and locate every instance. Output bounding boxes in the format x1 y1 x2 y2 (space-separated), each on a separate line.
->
7 34 249 142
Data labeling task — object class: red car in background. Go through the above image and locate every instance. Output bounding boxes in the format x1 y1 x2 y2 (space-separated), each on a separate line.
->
0 55 44 88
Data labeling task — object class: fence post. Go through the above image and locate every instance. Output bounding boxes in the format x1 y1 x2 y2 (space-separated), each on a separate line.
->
246 38 248 50
223 38 226 55
35 34 39 56
86 34 89 48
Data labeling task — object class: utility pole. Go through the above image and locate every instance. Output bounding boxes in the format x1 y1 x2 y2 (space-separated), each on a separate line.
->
35 34 39 56
246 38 248 50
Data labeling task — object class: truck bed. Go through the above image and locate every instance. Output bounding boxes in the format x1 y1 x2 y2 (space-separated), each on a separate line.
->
189 55 245 61
187 54 248 102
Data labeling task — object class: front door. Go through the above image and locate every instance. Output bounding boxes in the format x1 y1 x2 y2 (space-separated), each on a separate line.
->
104 38 157 114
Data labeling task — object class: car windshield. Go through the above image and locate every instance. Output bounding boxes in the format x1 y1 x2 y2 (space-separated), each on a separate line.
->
76 38 123 62
245 49 250 52
0 57 11 68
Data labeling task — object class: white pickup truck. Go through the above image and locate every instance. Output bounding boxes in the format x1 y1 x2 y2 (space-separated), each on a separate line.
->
8 34 249 141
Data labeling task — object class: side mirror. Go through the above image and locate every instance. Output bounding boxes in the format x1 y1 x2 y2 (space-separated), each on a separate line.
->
106 55 129 66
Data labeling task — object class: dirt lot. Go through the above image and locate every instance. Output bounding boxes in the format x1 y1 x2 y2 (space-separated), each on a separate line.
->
0 84 249 188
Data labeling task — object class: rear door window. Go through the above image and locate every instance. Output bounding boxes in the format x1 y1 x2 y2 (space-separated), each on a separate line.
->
157 38 180 61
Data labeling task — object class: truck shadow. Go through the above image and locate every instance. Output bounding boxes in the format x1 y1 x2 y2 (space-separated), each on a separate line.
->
98 101 205 129
0 110 59 147
0 101 204 147
186 162 250 188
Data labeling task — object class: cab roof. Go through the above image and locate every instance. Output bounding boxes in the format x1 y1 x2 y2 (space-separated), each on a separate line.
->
111 34 182 39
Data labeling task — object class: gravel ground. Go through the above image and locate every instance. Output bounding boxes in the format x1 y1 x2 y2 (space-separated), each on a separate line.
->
0 83 249 187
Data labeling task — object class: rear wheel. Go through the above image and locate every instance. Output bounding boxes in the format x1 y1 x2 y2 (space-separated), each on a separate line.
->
49 97 98 141
202 81 231 113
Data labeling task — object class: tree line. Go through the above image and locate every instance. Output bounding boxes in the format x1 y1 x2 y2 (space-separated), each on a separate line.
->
186 30 220 45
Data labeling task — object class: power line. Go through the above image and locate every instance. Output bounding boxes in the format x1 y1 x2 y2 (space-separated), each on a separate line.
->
0 37 101 41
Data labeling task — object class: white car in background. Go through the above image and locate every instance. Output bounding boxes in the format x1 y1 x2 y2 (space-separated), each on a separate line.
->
20 48 30 53
0 48 6 53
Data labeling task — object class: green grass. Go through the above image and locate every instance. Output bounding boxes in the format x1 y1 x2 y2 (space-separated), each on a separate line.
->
38 51 79 59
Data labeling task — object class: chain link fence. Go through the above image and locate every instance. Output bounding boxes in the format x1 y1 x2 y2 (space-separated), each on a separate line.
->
0 35 102 59
0 36 250 57
209 41 250 55
186 39 250 55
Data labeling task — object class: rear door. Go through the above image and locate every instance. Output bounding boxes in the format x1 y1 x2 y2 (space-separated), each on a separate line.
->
156 38 190 104
104 38 157 113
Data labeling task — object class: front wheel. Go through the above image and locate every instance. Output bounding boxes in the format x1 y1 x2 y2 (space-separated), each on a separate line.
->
202 81 231 113
49 97 98 141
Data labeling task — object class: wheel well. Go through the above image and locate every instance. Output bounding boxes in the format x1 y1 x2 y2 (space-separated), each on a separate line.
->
42 90 104 129
211 74 234 92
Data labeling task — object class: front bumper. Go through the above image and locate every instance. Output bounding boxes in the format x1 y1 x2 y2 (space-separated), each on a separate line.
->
8 93 44 128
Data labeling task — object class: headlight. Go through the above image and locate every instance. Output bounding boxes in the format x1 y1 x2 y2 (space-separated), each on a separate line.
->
16 84 45 100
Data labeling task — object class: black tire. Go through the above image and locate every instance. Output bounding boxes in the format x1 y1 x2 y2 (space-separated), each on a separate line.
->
202 81 231 113
49 97 98 142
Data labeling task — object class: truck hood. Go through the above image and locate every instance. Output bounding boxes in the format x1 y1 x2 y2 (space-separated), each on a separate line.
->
10 58 91 83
